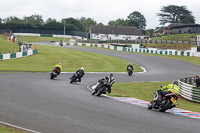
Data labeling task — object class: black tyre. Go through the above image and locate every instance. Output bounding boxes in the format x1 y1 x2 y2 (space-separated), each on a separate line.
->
159 99 171 112
147 102 153 110
50 73 54 79
70 76 77 84
96 86 106 96
91 89 96 95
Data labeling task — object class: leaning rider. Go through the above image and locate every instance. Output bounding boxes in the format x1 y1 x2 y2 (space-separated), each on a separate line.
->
54 63 62 75
76 67 85 82
157 81 179 107
100 73 115 93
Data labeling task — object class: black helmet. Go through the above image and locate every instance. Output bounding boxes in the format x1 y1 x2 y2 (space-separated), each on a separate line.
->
173 81 178 86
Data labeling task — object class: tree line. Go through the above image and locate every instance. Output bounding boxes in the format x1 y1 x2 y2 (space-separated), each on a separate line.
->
0 5 196 36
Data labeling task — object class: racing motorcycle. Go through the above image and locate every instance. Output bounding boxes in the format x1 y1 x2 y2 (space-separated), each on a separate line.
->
91 78 114 96
127 67 133 76
70 73 79 84
59 41 63 47
148 89 178 112
50 68 60 79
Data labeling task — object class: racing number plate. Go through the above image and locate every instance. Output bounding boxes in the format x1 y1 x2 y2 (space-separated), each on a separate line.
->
171 97 176 104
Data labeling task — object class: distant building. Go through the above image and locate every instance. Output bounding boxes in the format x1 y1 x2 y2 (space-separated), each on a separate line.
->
154 23 200 36
89 25 144 41
169 23 200 34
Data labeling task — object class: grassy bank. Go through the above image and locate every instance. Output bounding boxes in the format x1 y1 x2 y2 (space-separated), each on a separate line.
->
0 124 22 133
0 44 142 72
0 34 19 54
152 34 200 41
18 36 69 43
144 43 196 50
108 81 200 112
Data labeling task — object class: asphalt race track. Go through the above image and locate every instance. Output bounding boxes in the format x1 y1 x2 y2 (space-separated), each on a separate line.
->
0 43 200 133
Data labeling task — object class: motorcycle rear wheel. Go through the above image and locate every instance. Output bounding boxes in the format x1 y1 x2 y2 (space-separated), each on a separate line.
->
159 99 171 112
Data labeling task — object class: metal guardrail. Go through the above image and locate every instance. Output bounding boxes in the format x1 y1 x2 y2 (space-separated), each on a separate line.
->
178 77 200 103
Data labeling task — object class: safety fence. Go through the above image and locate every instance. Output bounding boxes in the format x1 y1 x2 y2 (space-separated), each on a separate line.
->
178 77 200 103
0 49 38 60
54 42 196 57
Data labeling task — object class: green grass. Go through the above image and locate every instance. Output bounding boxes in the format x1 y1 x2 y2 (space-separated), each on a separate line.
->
0 34 19 54
18 36 69 43
0 124 22 133
108 81 200 112
0 44 142 72
152 34 200 41
144 43 196 50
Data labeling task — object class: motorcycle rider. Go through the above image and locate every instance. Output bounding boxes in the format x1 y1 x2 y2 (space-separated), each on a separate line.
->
94 73 115 93
157 81 179 107
54 63 62 76
76 67 85 82
59 40 63 46
127 63 133 73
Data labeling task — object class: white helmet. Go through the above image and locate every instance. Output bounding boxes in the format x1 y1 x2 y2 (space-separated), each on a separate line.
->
58 63 62 66
80 67 84 70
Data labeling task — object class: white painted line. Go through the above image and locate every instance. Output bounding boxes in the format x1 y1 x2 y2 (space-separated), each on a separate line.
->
0 121 41 133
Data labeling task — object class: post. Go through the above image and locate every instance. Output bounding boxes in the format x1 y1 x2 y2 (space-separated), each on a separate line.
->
64 22 66 42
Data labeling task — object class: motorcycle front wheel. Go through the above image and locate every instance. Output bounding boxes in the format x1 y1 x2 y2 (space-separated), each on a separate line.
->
147 102 153 110
50 73 54 79
96 86 106 96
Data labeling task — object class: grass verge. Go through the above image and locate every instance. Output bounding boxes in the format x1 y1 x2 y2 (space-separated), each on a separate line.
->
17 36 69 43
108 81 200 112
144 43 196 50
151 34 200 41
0 34 19 54
0 44 142 72
0 124 24 133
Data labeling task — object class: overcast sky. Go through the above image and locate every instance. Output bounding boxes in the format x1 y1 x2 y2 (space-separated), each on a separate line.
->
0 0 200 29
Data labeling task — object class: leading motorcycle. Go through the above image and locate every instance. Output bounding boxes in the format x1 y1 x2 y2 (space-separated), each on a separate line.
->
50 68 60 79
127 67 133 76
148 90 178 112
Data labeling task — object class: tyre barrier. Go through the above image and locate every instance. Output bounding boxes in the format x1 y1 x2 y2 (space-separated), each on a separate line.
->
0 49 38 60
178 77 200 103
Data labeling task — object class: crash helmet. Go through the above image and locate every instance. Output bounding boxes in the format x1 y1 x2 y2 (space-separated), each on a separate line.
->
80 67 84 70
58 63 62 66
109 73 113 77
173 81 178 86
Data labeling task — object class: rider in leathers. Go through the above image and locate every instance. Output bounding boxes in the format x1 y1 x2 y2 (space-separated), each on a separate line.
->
76 67 85 82
99 73 115 93
54 63 62 75
127 63 134 72
157 81 179 108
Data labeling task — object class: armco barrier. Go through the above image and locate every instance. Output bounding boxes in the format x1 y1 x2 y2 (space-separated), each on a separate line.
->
178 77 200 103
0 49 38 60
